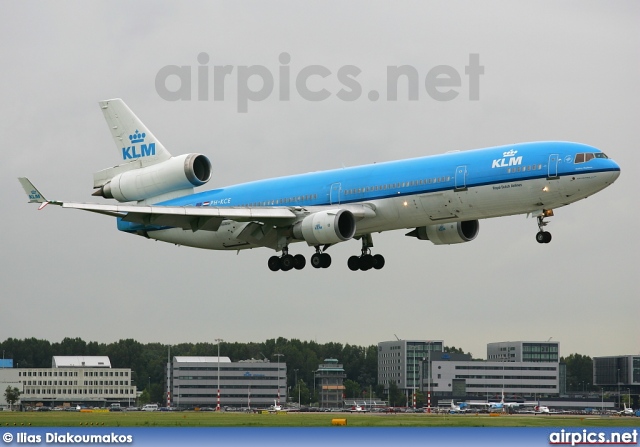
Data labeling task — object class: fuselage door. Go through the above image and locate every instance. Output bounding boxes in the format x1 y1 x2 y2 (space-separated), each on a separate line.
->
548 154 559 179
330 182 341 205
455 165 467 190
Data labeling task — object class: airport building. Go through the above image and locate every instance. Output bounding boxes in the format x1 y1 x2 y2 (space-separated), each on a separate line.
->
168 356 287 408
378 340 444 393
593 355 640 406
428 360 560 398
315 358 346 408
487 341 560 363
378 339 566 404
0 356 137 409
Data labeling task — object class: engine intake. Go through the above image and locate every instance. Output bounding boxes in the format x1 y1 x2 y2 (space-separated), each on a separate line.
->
410 220 479 245
96 153 212 202
293 209 356 245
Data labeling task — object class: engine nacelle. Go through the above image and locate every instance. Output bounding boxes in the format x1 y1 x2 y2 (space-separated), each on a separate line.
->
413 220 479 245
292 209 356 245
97 153 212 202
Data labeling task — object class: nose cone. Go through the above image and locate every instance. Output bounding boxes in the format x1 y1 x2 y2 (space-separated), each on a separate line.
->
608 159 621 181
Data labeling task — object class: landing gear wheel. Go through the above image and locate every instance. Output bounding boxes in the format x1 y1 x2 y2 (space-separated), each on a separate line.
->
293 254 306 270
348 234 385 271
372 254 385 270
280 254 295 271
536 231 552 244
348 256 360 271
268 256 281 272
535 212 553 244
360 254 373 271
320 253 331 268
311 253 323 269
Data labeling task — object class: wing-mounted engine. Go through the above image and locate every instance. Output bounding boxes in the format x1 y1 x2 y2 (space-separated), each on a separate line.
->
292 209 356 245
93 153 212 202
407 220 479 245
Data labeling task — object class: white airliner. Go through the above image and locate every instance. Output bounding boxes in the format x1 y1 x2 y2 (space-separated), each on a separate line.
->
349 402 368 412
19 99 621 271
617 403 634 416
534 405 550 414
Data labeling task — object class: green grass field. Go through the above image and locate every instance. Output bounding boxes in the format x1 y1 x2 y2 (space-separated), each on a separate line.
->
1 411 639 428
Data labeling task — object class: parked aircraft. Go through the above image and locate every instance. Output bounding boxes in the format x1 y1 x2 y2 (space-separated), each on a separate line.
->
349 402 368 413
534 405 550 414
449 401 469 414
471 392 537 413
19 99 621 271
617 403 634 416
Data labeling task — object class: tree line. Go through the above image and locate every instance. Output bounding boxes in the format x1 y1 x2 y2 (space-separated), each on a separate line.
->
1 337 595 404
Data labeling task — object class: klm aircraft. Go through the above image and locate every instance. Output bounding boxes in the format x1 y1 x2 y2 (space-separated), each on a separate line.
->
19 99 620 272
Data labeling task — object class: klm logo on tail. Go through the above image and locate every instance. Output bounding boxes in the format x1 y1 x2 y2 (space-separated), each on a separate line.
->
122 130 156 160
492 149 522 168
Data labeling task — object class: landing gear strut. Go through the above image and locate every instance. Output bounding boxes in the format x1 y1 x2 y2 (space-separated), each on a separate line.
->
348 234 385 271
268 246 306 272
535 211 552 244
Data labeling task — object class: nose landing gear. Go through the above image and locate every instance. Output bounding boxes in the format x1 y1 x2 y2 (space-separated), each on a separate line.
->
535 211 553 244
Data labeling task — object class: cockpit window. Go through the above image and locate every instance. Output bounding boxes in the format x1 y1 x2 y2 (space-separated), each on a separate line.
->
574 152 607 163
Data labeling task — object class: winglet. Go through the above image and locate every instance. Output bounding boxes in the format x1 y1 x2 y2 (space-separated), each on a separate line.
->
18 177 50 209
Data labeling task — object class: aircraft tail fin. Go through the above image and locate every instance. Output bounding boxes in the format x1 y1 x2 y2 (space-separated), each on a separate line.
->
99 98 172 162
94 99 173 188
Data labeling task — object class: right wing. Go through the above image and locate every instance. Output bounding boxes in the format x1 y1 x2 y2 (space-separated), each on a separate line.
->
19 177 297 232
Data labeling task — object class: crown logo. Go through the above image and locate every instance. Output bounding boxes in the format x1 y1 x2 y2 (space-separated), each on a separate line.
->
129 130 146 144
503 149 518 157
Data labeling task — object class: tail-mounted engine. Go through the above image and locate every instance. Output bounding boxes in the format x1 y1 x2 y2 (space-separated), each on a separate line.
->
93 153 212 202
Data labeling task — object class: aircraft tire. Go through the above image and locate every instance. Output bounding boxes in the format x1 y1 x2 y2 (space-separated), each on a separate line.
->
310 253 323 269
372 254 385 270
293 254 306 270
360 254 373 271
321 253 332 268
348 256 360 271
268 256 281 271
535 231 546 244
281 254 295 271
543 231 552 243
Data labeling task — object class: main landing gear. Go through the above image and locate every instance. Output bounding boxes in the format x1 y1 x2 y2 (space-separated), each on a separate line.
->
347 235 385 271
267 246 330 271
535 211 553 244
267 235 386 272
268 247 306 272
310 247 332 269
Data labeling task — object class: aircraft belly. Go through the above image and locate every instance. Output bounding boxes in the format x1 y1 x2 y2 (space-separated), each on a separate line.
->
148 227 254 250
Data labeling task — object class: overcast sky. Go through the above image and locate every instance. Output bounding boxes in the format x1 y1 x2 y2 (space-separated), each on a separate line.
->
1 1 638 361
